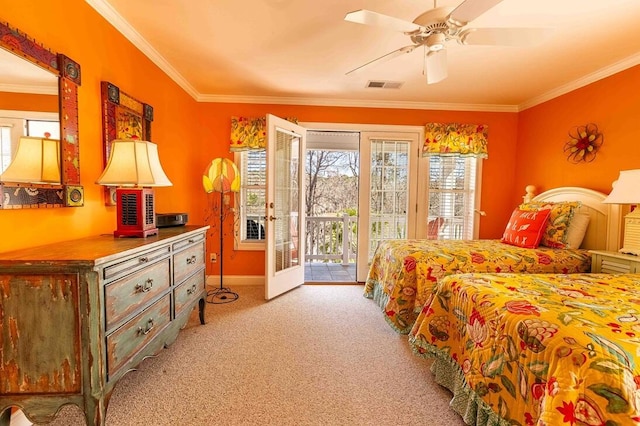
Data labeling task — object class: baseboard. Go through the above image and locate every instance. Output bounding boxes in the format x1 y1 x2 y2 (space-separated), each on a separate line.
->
206 275 264 287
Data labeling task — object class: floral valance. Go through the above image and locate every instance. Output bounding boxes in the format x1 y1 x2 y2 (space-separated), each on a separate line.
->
229 116 298 152
423 122 488 158
230 116 266 152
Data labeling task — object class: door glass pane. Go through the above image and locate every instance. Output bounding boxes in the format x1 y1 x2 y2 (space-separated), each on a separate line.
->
368 139 409 260
275 128 300 271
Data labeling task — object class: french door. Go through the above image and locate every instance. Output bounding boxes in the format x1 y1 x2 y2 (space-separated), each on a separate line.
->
356 132 420 281
264 114 307 299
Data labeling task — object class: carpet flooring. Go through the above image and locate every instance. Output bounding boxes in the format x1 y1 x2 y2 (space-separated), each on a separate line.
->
41 285 465 425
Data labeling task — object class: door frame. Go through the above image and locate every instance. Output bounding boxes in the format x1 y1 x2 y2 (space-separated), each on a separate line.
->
300 122 424 282
265 114 307 299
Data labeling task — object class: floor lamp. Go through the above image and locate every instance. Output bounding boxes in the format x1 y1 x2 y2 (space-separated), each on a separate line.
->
203 157 240 304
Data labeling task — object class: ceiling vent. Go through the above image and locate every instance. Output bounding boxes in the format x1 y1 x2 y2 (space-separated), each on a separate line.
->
366 80 404 89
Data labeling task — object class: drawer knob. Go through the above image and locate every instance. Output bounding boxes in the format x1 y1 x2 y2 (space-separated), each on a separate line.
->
135 279 154 293
139 257 149 263
186 255 197 265
186 284 197 295
138 318 155 335
188 239 195 243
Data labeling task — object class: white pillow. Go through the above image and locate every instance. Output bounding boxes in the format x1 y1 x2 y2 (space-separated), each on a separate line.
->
565 209 590 249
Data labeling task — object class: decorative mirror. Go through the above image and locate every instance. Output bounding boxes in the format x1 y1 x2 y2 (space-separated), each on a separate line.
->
0 21 82 208
100 81 153 205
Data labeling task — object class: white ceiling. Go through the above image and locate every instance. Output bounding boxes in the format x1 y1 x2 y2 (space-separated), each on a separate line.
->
87 0 640 111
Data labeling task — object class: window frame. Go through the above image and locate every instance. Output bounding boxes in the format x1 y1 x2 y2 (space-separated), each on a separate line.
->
234 151 266 251
416 154 483 240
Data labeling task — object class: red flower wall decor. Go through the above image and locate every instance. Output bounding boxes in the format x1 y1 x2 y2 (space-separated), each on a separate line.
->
564 123 603 163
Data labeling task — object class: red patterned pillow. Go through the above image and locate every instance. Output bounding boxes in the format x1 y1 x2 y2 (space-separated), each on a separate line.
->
501 208 552 248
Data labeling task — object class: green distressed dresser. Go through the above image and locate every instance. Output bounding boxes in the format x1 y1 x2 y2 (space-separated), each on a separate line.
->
0 225 209 425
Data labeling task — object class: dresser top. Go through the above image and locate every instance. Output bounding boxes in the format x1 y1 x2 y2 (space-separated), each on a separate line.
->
0 225 208 265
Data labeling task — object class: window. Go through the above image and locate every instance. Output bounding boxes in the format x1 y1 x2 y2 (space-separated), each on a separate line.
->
0 125 12 173
426 156 480 240
235 150 266 250
26 119 60 139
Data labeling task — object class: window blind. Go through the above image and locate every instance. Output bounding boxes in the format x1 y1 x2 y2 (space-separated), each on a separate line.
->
427 156 477 240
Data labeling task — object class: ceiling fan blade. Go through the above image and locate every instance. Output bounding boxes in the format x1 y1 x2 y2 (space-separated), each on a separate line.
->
425 49 448 84
460 28 550 46
344 9 421 33
449 0 504 25
346 45 417 75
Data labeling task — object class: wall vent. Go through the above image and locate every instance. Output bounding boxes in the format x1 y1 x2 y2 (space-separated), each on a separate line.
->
366 80 404 89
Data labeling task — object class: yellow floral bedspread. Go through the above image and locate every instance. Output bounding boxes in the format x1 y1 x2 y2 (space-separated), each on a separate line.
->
364 239 590 333
409 273 640 426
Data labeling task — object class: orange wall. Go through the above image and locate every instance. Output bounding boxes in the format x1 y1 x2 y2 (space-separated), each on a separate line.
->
0 91 58 112
1 0 201 253
515 65 640 199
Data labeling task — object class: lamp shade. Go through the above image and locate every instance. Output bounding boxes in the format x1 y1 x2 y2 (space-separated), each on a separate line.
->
96 139 172 187
602 169 640 204
202 158 240 193
0 136 60 184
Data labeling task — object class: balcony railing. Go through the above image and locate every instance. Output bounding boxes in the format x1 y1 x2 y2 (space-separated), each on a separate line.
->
305 214 357 265
245 214 357 264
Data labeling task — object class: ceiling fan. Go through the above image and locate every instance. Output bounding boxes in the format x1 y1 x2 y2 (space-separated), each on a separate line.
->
344 0 547 84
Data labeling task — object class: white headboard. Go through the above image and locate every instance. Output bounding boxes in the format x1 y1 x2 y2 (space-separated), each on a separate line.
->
530 186 621 251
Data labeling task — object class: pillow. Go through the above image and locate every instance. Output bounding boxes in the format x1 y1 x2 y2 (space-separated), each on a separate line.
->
501 208 552 248
519 201 581 249
565 208 590 249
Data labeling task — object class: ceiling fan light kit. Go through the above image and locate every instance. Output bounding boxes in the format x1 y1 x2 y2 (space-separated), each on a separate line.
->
426 33 446 51
344 0 547 84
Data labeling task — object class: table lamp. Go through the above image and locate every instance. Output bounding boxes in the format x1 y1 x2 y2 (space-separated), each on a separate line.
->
603 169 640 255
96 139 172 237
0 136 60 184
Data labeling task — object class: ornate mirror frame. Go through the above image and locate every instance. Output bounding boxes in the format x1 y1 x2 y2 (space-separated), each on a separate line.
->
100 81 153 205
0 20 83 209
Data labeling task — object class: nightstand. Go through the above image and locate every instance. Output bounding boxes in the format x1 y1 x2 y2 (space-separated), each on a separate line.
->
589 250 640 273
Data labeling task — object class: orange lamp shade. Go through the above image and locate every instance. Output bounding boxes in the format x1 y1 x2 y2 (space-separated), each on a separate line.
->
202 158 240 193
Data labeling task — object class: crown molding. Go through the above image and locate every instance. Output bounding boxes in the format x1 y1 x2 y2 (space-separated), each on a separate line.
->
0 109 59 120
195 93 519 112
519 52 640 111
85 0 199 99
0 83 58 96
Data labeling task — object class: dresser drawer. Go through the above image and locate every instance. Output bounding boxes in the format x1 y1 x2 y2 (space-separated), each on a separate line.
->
601 258 636 274
106 294 171 379
172 231 205 251
104 259 171 331
590 251 640 274
103 246 170 282
174 269 205 317
173 243 205 284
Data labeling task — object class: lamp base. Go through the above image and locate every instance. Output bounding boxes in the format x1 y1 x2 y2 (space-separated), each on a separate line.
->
114 227 159 238
206 287 239 304
619 249 639 256
620 208 640 257
114 188 158 238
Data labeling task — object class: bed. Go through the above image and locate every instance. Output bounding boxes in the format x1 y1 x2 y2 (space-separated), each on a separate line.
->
408 272 640 425
364 187 622 333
